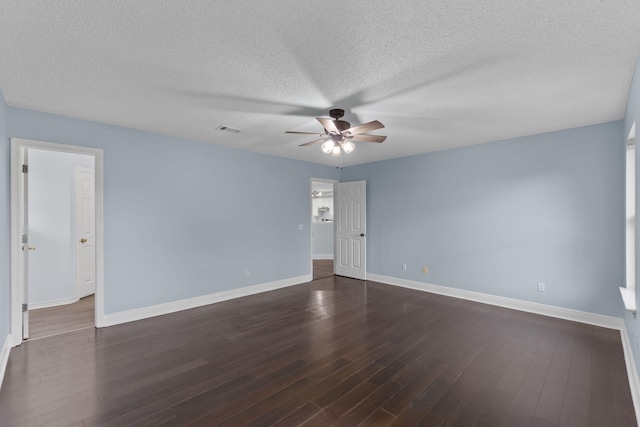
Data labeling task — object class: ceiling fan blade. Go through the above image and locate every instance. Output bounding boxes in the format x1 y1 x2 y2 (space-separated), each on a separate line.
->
344 120 384 136
299 138 329 147
348 134 387 143
317 117 340 134
285 131 326 136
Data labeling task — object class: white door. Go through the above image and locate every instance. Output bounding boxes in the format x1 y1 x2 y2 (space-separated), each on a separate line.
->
19 149 30 339
76 168 96 298
334 180 367 280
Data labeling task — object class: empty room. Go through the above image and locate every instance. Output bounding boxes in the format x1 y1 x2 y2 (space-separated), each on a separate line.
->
1 2 640 426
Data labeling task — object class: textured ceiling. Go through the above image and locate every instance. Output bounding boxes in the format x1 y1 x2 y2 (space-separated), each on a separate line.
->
1 1 640 166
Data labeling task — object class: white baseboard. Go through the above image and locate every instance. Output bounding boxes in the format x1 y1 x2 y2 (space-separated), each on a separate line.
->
103 274 312 327
619 324 640 426
366 274 624 330
29 296 79 311
313 254 334 260
0 334 12 391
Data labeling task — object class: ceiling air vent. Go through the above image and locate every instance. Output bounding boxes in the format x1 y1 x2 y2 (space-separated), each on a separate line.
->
216 125 243 134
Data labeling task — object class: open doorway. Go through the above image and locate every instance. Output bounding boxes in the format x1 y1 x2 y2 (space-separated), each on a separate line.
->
27 149 95 339
311 178 337 280
10 138 104 346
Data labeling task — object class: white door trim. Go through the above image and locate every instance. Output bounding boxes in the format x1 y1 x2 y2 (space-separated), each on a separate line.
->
10 138 104 347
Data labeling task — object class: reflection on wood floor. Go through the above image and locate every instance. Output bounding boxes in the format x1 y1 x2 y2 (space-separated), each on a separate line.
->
313 258 334 280
28 294 94 340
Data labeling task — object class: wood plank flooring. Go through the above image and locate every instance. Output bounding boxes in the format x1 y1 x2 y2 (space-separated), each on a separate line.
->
0 276 636 426
313 259 334 280
28 294 95 340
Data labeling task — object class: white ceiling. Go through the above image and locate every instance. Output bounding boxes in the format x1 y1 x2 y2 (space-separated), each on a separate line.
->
1 1 639 166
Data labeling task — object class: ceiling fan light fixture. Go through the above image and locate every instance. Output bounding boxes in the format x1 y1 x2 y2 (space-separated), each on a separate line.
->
288 108 385 157
341 141 355 154
321 140 335 154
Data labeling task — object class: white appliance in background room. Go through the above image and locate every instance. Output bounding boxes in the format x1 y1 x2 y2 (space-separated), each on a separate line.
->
311 180 335 260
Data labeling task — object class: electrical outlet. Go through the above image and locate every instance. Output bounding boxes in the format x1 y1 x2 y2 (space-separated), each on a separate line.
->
298 224 304 231
537 282 545 292
245 269 250 277
422 266 428 274
402 264 407 271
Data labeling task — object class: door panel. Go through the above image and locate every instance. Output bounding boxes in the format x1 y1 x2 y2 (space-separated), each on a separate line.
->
334 181 366 280
353 202 362 231
76 168 96 298
339 238 348 267
352 240 362 269
340 202 348 230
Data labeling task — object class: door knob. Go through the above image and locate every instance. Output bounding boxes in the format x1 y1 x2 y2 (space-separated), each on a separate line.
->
80 238 87 243
28 246 36 251
360 233 365 237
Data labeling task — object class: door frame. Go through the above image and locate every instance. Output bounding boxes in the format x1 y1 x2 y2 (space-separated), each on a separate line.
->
10 138 104 346
310 178 338 277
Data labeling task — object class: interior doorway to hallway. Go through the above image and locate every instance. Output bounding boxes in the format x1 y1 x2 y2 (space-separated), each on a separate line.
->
10 138 104 346
310 178 337 280
25 149 95 339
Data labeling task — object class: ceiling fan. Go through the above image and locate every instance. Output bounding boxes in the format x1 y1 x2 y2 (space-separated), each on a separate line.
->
285 109 387 156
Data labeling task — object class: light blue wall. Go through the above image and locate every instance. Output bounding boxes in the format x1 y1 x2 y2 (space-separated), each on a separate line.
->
624 55 640 382
0 89 8 343
341 121 625 317
28 149 95 305
311 223 333 258
7 107 338 314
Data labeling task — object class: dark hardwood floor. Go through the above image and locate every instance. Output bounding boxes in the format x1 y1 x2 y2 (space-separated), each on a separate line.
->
28 294 95 340
0 276 636 426
313 259 334 280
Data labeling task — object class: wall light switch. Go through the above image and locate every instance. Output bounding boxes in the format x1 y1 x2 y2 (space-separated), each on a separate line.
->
537 282 545 292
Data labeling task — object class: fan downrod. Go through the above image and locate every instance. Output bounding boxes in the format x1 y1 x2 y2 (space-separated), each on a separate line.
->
328 109 350 131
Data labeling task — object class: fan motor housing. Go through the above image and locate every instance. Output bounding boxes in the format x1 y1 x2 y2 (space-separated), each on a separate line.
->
333 120 351 131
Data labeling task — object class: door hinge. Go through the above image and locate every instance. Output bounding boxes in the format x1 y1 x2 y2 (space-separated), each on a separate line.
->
22 164 28 173
22 303 28 313
22 234 27 244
